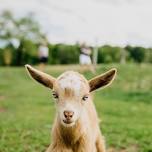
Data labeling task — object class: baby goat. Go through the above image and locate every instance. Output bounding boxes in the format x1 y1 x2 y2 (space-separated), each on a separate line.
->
25 65 116 152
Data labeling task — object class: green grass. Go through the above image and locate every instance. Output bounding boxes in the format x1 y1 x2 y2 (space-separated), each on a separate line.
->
0 64 152 152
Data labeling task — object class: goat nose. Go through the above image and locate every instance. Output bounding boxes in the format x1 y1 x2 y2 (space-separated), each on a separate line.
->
64 111 74 119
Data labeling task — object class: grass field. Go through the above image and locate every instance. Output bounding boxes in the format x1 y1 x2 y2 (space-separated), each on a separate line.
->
0 64 152 152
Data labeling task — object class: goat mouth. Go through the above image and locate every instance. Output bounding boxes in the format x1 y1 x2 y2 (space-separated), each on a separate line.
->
63 119 73 124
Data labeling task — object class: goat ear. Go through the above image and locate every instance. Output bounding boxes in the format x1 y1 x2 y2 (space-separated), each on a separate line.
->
89 68 117 92
25 64 56 89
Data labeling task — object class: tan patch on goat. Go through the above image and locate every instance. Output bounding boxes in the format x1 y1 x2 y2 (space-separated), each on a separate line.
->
64 87 75 98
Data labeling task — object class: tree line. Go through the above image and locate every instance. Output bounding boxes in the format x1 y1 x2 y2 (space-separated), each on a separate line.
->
0 10 152 66
0 43 152 66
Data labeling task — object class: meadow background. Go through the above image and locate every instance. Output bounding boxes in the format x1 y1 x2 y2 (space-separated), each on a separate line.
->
0 2 152 152
0 64 152 152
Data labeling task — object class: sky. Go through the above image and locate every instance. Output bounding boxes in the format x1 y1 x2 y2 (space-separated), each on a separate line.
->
0 0 152 47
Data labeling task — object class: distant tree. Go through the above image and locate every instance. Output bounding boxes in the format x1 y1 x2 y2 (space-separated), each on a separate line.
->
0 10 46 65
98 45 122 63
50 44 79 64
125 45 145 63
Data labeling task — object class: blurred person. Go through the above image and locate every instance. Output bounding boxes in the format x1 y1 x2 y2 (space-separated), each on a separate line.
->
79 43 95 73
38 41 49 71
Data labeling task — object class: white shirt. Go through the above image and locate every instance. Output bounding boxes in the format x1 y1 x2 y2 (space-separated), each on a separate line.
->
38 46 49 57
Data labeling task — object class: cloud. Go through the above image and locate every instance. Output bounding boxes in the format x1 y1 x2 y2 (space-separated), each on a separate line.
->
0 0 152 46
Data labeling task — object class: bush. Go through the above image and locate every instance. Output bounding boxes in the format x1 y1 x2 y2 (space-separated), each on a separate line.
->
125 46 146 63
145 49 152 63
98 45 121 63
49 44 80 64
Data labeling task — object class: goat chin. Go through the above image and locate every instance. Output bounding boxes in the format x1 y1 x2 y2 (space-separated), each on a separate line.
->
61 121 76 128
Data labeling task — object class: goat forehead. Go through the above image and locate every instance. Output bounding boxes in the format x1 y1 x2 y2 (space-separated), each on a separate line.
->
59 74 81 90
57 72 87 95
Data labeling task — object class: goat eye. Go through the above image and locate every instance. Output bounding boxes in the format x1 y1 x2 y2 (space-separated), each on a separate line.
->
82 95 88 101
52 92 58 99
